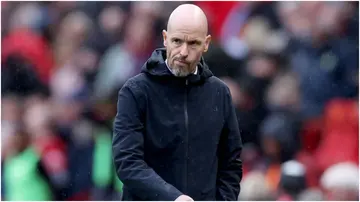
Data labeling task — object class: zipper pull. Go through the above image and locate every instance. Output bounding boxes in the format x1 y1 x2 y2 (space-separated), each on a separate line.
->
185 79 188 86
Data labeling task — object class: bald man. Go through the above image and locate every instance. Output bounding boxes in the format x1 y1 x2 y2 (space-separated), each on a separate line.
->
113 4 243 201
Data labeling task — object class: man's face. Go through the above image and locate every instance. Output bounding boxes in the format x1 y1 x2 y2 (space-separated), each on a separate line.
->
162 25 211 77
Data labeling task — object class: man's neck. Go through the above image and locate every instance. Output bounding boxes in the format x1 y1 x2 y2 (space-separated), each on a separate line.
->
165 59 198 75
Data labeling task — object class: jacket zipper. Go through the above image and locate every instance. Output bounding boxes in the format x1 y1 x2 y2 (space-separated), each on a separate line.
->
184 79 189 193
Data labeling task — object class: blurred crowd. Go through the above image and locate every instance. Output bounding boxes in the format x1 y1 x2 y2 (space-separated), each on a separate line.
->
1 1 359 201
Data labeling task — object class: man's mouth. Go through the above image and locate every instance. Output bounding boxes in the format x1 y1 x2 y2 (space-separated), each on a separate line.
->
175 60 188 65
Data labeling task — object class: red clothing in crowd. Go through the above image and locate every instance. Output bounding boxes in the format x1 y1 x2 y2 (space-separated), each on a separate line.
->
195 1 240 40
2 29 54 85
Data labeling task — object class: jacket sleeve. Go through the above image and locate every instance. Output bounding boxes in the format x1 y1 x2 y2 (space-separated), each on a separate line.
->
216 89 243 201
112 82 183 201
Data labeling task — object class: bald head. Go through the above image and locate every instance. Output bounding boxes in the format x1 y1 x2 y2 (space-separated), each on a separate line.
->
167 4 208 36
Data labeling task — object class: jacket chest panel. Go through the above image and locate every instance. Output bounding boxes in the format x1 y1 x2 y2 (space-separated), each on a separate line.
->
143 83 224 151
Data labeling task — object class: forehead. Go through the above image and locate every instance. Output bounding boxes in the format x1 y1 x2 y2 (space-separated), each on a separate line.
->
168 20 207 39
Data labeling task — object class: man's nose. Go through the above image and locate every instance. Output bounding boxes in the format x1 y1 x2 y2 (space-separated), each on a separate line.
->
179 44 188 58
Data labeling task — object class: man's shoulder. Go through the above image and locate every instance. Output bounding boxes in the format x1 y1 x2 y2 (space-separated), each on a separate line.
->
207 76 230 92
120 73 150 95
123 73 149 87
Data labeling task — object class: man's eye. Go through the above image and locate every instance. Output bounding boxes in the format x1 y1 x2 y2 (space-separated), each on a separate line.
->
188 41 201 47
173 39 182 44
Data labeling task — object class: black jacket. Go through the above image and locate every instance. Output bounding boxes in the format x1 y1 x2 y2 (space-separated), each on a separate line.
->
112 48 242 201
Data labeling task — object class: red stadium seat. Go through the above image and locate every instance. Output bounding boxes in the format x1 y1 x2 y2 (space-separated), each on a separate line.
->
314 99 359 172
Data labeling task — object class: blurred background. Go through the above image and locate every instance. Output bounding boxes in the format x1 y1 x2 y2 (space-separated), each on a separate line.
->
1 1 359 201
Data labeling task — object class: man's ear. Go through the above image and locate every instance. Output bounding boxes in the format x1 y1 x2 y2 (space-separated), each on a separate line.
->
204 34 212 53
162 30 167 47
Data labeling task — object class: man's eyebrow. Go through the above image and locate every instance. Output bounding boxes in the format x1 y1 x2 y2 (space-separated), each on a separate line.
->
170 36 183 41
184 37 204 42
170 36 204 43
189 39 202 42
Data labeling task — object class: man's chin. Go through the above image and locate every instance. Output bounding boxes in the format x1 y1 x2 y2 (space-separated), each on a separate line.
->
170 67 192 77
174 72 191 77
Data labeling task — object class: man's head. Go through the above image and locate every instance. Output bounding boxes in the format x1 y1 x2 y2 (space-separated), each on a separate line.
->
162 4 211 77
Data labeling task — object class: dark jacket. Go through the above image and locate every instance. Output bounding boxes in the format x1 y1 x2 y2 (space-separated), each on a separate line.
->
112 48 242 201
